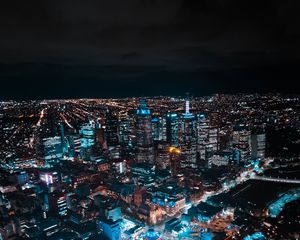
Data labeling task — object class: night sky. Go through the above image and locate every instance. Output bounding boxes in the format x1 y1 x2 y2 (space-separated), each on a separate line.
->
0 0 300 100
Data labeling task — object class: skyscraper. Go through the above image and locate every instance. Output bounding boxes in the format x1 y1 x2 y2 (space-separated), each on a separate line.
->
59 122 68 155
95 117 107 151
251 133 266 159
105 110 119 147
179 100 197 168
197 114 209 162
169 146 181 177
166 113 179 147
156 142 170 169
208 127 218 152
232 128 251 163
152 116 166 141
135 100 154 164
80 122 95 160
42 136 63 165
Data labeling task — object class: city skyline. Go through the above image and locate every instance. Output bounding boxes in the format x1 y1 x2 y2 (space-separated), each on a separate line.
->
0 94 300 239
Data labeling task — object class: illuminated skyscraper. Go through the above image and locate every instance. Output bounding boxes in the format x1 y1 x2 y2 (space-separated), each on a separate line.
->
251 133 266 159
42 136 63 165
208 127 219 152
95 117 107 151
67 134 81 158
156 142 170 169
80 122 95 160
179 100 197 168
48 192 68 217
105 110 119 147
169 146 181 177
119 115 136 161
59 122 68 155
197 114 209 162
152 116 166 141
166 113 179 146
232 128 251 163
119 119 130 146
136 100 154 164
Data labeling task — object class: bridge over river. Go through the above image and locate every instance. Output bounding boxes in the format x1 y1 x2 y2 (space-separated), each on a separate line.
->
252 176 300 184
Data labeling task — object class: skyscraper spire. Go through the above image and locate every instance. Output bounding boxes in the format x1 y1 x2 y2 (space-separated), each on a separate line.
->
185 92 191 115
185 100 190 114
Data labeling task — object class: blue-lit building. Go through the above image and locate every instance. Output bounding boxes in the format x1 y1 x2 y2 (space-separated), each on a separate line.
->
243 232 266 240
97 217 121 240
135 100 154 164
9 171 29 185
232 148 241 165
105 206 122 222
80 122 95 160
141 228 161 240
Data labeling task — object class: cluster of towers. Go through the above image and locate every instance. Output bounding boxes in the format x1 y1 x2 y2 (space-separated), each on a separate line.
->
134 99 265 172
40 99 265 171
135 99 213 171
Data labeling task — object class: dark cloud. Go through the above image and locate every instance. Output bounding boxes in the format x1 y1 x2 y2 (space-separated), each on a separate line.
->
0 0 299 99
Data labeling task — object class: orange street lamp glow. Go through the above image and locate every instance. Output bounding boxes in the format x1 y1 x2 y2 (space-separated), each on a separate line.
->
168 146 181 154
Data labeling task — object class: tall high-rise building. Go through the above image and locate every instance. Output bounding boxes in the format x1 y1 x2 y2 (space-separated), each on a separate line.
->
169 146 181 177
119 119 130 146
46 107 60 136
42 136 63 165
48 192 68 217
95 117 107 151
119 115 135 149
208 127 219 152
135 100 154 164
59 122 68 155
80 122 95 160
156 142 170 169
232 129 251 163
197 114 209 162
166 113 179 146
152 116 166 141
179 100 197 168
105 110 119 147
251 133 266 159
67 134 81 158
152 117 160 141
